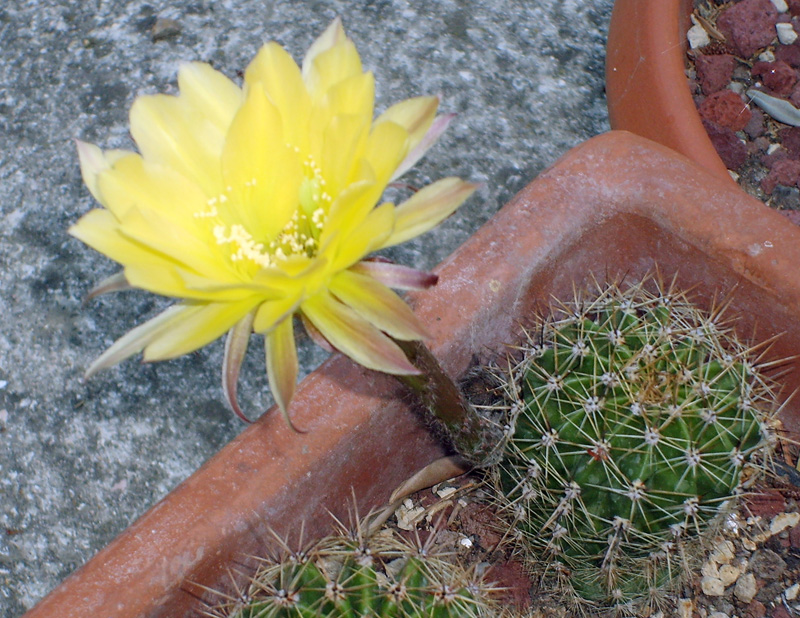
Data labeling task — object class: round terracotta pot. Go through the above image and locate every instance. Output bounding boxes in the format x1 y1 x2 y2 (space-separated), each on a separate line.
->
606 0 736 185
24 131 800 618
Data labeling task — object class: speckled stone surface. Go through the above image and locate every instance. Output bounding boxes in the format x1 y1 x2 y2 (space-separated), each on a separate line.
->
0 0 612 614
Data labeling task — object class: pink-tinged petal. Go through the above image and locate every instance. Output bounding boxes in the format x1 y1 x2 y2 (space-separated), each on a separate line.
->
375 95 439 153
350 260 438 290
222 311 256 423
266 318 304 432
85 271 131 303
330 270 429 341
302 290 420 375
382 177 477 248
84 304 201 379
390 113 454 182
300 313 335 353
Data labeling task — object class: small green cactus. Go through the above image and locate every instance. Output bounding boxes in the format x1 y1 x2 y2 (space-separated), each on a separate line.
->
209 528 498 617
497 278 778 611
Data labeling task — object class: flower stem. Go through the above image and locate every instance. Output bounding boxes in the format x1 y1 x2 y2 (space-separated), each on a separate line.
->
394 339 501 467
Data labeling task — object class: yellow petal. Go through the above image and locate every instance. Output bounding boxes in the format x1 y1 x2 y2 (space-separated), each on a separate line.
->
265 317 298 415
221 85 303 241
222 311 256 423
130 93 224 195
301 18 348 82
124 264 257 301
144 298 260 361
177 61 243 134
76 141 131 202
330 202 394 271
375 95 438 153
253 294 302 334
302 290 419 375
318 180 379 247
382 178 477 248
319 113 370 197
244 42 311 150
305 38 363 100
330 269 429 340
363 120 409 188
69 209 159 265
85 304 199 378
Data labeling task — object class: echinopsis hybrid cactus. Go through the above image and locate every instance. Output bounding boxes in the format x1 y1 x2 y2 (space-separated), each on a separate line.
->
497 278 779 610
207 528 498 617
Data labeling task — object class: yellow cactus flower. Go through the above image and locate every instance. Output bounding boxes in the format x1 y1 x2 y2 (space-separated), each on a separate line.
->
71 18 476 423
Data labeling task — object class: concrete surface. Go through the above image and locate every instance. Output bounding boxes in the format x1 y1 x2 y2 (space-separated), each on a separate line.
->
0 0 613 614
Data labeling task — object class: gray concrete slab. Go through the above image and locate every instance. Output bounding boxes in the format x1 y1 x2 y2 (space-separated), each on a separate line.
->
0 0 613 614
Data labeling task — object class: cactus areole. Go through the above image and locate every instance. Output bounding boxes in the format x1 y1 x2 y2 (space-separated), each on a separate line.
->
500 280 778 607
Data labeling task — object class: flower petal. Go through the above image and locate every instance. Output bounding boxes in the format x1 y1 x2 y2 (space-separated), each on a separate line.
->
329 201 395 271
375 95 438 154
302 290 419 375
69 209 162 265
144 298 260 361
382 177 477 248
222 311 256 423
85 271 131 302
330 269 429 340
221 85 303 241
84 304 199 379
390 113 454 182
130 93 224 195
302 18 348 83
76 140 130 202
265 317 299 424
177 61 242 135
350 261 439 291
363 120 409 188
244 42 311 149
253 294 303 334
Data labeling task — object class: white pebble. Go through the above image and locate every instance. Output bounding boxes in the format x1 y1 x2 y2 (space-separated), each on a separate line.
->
702 576 726 596
769 512 800 535
759 50 776 62
678 598 694 618
709 613 730 618
719 564 741 587
458 536 473 548
771 0 789 12
710 539 736 564
768 143 783 155
786 582 800 601
688 24 711 49
777 22 798 45
735 572 757 603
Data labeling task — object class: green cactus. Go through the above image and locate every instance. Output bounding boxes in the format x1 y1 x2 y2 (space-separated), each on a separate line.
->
209 529 498 617
497 279 778 610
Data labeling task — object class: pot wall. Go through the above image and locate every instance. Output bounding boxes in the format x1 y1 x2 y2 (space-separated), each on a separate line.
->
606 0 734 184
25 131 800 618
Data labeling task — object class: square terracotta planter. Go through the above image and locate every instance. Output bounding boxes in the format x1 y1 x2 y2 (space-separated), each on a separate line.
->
25 131 800 618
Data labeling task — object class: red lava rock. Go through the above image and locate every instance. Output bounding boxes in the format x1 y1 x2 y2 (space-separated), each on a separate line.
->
760 158 800 193
744 490 788 517
698 90 752 131
703 119 747 170
775 41 800 68
760 149 789 169
745 107 766 138
717 0 779 58
780 126 800 157
752 60 798 96
486 561 532 612
771 605 793 618
790 82 800 108
790 0 800 17
790 523 800 547
696 53 737 95
745 599 767 618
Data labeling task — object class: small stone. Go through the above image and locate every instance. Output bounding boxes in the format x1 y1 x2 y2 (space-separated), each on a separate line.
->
759 49 777 62
773 0 790 12
790 0 800 15
776 41 800 67
719 563 741 586
677 598 694 618
785 582 800 600
696 54 737 95
699 90 752 130
745 107 767 137
709 613 730 618
703 560 721 578
689 24 712 49
745 599 767 618
702 575 726 596
790 523 800 547
770 606 793 618
769 511 800 534
760 157 800 193
749 548 787 579
735 572 758 603
777 22 799 43
710 539 737 564
751 60 798 95
718 0 780 58
152 17 181 42
703 119 748 170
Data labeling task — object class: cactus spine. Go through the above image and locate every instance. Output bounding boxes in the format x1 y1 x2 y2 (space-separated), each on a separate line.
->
498 278 778 610
209 529 498 617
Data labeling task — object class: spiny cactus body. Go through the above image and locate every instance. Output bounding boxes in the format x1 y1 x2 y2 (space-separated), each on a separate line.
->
210 529 497 617
499 279 778 610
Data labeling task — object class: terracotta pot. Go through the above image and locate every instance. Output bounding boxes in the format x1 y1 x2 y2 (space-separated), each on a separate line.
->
605 0 736 185
24 131 800 618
